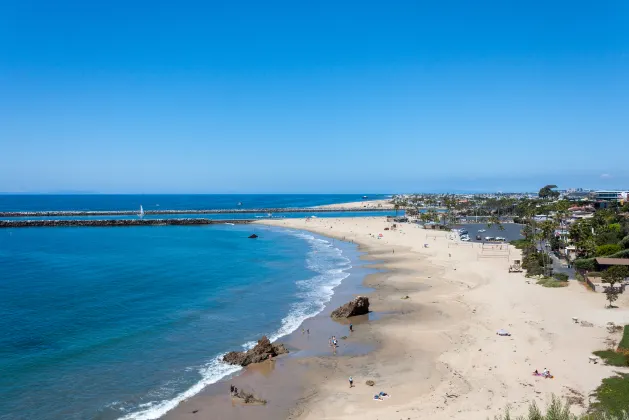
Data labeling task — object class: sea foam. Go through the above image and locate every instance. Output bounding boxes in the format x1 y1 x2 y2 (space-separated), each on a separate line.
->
118 229 352 420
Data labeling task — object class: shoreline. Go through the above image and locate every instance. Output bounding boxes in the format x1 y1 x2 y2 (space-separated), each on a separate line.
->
159 227 378 420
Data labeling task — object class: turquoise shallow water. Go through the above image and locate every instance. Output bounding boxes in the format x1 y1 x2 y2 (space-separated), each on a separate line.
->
0 221 358 420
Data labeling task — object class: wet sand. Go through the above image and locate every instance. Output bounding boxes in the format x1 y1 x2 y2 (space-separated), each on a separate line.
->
163 233 379 420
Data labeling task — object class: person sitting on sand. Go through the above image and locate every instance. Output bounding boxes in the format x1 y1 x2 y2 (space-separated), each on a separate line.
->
542 368 549 378
374 394 382 400
379 391 389 397
533 370 539 375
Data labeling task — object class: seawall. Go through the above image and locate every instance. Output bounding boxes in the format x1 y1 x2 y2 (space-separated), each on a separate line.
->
0 208 392 218
0 219 252 228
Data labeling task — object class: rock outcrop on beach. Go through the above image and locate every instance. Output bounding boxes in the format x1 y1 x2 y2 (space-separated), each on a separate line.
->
330 296 370 318
222 336 288 366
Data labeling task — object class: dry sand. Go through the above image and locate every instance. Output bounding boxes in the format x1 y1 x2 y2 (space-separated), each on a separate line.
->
313 199 393 210
259 217 629 420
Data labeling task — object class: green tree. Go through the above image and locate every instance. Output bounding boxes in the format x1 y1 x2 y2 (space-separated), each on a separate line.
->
602 266 629 308
538 184 560 200
486 214 504 231
569 219 596 257
596 244 622 257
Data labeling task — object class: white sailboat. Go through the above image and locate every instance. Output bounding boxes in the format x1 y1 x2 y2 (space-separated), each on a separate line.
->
139 205 145 218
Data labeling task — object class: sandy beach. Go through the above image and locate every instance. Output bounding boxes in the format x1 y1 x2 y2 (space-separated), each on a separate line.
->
257 217 629 419
165 216 629 420
313 199 393 210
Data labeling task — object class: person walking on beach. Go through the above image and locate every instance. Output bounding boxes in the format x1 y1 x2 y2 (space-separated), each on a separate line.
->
349 323 353 333
349 376 353 388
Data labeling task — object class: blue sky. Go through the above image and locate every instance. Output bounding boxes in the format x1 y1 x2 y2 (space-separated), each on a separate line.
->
1 0 628 193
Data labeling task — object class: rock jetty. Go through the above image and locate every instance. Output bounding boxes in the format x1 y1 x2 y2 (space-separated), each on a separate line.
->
222 336 288 366
0 207 392 218
0 219 251 228
330 296 370 318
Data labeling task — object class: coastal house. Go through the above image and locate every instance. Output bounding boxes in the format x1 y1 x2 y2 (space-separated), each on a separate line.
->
593 190 629 202
595 258 629 271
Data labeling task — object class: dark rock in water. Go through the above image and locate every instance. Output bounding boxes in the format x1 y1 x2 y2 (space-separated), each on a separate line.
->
222 336 288 366
330 296 370 319
248 234 258 239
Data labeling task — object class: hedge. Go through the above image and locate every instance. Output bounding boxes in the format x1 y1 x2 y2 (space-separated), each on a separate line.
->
574 258 597 271
596 244 623 257
573 250 629 271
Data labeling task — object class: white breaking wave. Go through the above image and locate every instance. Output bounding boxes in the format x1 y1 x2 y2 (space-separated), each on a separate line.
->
118 356 242 420
118 229 352 420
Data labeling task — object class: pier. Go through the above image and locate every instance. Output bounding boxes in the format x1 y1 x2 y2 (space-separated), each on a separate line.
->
0 207 392 218
0 219 252 228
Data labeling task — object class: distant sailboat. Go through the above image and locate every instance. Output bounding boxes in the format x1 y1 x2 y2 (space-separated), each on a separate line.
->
139 205 145 218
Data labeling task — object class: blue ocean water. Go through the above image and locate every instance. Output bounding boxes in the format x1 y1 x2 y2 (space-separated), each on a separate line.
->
0 222 356 420
0 194 390 212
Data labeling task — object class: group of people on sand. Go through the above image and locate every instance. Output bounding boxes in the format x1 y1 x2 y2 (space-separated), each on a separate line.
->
229 384 239 395
533 368 553 378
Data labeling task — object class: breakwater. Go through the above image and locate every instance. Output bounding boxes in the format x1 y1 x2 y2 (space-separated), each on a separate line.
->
0 219 252 228
0 207 391 218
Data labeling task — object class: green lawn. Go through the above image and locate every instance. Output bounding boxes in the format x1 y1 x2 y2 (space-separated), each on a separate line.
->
592 350 629 367
589 373 629 416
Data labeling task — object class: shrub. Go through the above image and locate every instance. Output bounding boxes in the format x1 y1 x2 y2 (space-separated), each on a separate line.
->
596 244 623 257
510 239 529 249
492 394 629 419
620 235 629 249
575 272 585 282
587 272 603 278
574 258 597 271
607 249 629 259
537 278 569 288
593 350 629 367
553 272 569 281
